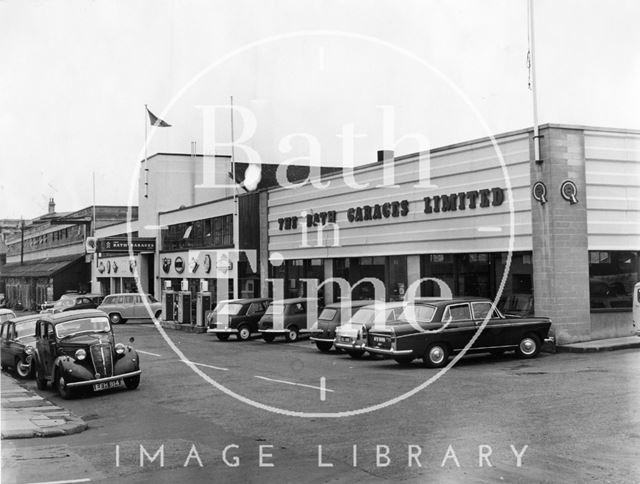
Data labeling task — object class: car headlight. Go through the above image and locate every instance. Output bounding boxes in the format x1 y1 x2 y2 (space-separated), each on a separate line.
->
75 349 87 361
24 345 34 355
115 343 126 355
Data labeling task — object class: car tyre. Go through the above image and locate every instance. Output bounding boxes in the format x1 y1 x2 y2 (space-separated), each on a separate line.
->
423 343 449 368
109 313 122 324
285 326 299 343
262 333 276 343
516 334 541 359
394 356 414 366
124 375 140 390
35 364 47 390
216 333 230 341
56 371 73 399
15 358 31 379
347 349 365 359
315 341 333 353
237 325 251 341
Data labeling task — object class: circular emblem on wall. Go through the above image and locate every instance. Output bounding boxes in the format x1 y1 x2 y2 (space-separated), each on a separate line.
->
106 260 111 274
97 261 105 274
532 181 547 205
175 256 185 274
162 257 172 274
112 261 118 273
203 254 212 274
189 257 199 274
560 179 578 205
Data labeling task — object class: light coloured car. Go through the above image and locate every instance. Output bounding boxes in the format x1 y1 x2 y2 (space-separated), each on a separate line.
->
0 309 17 324
98 293 162 324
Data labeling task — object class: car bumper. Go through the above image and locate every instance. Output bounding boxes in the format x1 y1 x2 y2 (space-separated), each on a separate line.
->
544 336 555 344
364 346 413 356
334 340 366 351
310 336 334 343
206 328 238 334
66 370 142 388
259 329 288 334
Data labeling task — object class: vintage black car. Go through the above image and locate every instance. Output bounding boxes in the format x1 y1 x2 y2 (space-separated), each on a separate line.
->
0 314 39 378
33 309 141 399
258 298 320 342
206 298 271 341
40 293 104 314
364 297 553 367
302 300 372 352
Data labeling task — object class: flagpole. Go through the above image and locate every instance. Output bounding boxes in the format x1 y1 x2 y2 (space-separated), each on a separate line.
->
144 104 149 198
528 0 541 163
230 95 239 299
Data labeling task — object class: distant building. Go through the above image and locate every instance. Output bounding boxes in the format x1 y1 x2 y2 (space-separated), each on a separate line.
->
0 199 137 309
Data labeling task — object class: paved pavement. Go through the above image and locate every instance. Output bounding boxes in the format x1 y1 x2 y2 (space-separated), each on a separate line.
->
556 335 640 353
1 372 87 439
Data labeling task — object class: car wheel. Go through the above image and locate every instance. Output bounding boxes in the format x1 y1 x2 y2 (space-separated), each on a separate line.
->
315 341 333 353
109 313 122 324
35 364 47 390
423 343 449 368
516 334 541 359
394 356 414 366
237 326 251 341
262 333 276 343
216 333 230 341
285 327 299 343
56 372 73 399
15 358 31 379
124 375 140 390
347 349 365 359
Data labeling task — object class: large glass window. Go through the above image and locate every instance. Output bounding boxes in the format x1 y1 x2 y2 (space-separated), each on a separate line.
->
162 214 233 251
589 251 638 311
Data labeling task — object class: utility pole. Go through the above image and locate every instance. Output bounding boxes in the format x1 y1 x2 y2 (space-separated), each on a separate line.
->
20 218 25 265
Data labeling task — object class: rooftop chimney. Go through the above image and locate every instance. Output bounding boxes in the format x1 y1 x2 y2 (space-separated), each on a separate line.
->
48 198 55 214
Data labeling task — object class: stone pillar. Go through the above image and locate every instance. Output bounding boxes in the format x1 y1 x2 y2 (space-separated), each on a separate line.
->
530 126 591 344
323 259 334 303
259 191 270 298
406 255 421 296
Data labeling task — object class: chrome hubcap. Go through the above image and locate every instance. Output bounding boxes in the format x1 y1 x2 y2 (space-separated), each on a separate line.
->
520 338 535 355
430 347 444 364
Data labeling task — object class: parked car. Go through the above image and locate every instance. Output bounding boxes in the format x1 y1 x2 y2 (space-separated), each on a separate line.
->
98 293 162 324
206 298 271 341
303 300 372 352
33 309 141 399
334 301 420 358
258 297 320 342
0 309 17 324
364 297 553 367
40 293 104 314
633 282 640 337
0 314 39 378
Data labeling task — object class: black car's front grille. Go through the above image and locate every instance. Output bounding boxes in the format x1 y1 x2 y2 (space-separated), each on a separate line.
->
90 343 113 378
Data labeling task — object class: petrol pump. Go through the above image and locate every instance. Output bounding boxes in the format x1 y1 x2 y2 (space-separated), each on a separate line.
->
176 279 192 324
196 279 212 327
162 283 176 322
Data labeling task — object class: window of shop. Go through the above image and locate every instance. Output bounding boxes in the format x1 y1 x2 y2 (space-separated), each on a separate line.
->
589 251 638 311
420 252 534 316
162 214 233 251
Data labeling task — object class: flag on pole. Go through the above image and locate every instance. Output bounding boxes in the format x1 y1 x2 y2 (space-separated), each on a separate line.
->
145 105 171 127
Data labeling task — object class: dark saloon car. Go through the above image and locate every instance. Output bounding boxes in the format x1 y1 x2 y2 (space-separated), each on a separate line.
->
33 310 141 399
258 298 320 343
302 300 372 352
364 297 553 367
40 293 104 314
0 314 39 378
206 298 271 341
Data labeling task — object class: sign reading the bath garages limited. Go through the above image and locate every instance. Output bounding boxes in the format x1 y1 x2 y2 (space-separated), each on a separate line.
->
97 237 156 253
277 187 505 230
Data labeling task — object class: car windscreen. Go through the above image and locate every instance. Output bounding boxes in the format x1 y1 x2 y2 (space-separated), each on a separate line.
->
349 308 377 324
15 320 36 338
318 308 337 321
146 295 158 303
216 303 243 315
264 304 284 315
55 317 111 338
396 305 437 324
54 299 75 308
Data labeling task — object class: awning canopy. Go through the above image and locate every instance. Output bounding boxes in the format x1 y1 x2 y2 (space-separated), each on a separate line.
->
0 255 84 279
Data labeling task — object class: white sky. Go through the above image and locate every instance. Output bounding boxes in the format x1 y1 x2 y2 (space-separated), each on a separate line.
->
1 0 638 219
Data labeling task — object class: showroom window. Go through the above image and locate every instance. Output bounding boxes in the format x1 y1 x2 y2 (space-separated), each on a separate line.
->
589 251 638 311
